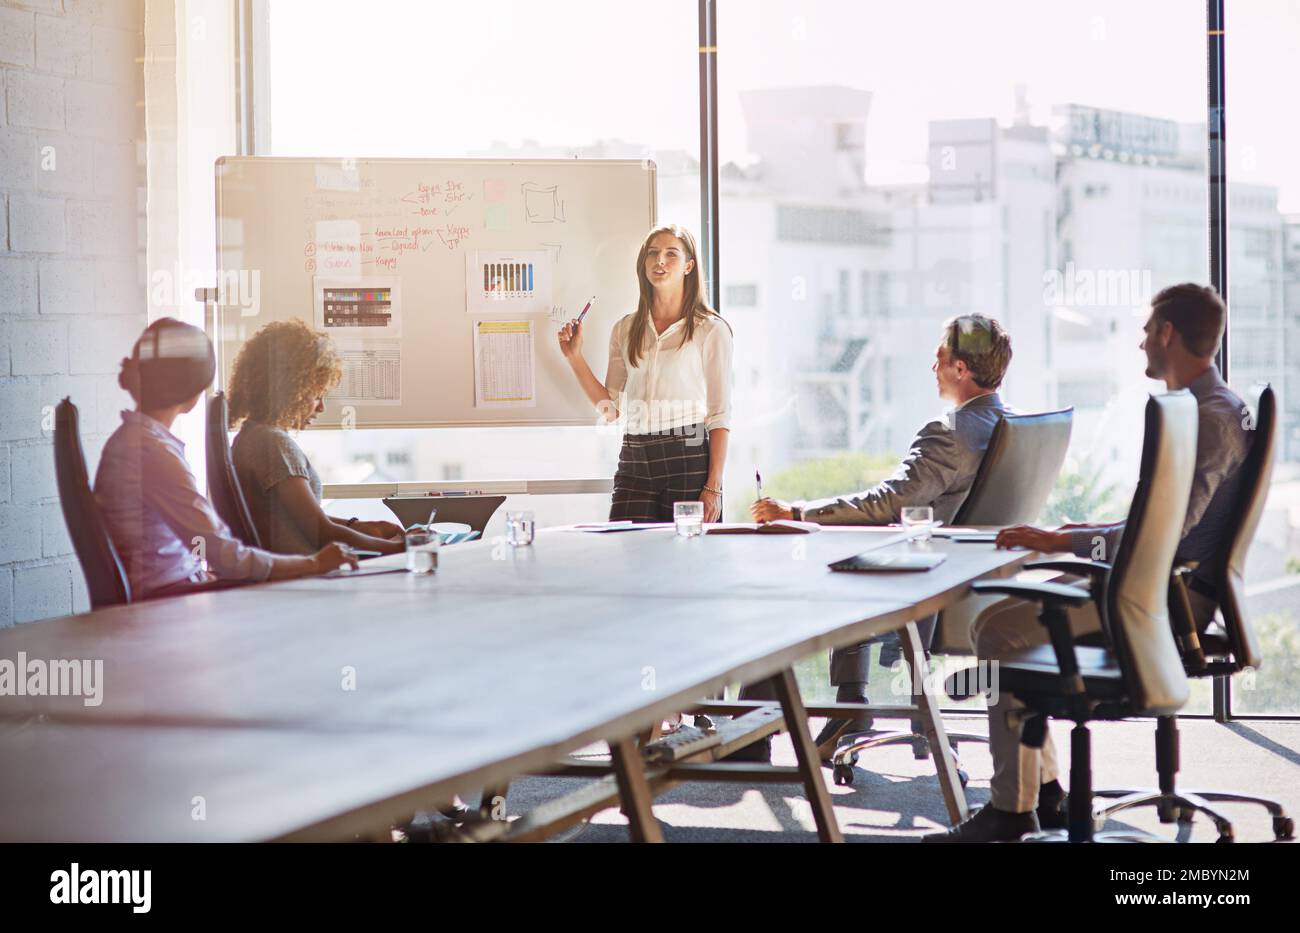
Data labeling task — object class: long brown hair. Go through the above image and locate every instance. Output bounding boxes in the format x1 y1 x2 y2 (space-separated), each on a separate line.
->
625 224 723 367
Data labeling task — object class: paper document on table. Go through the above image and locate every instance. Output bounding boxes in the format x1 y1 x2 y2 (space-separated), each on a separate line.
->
473 319 536 408
564 522 674 533
705 520 821 535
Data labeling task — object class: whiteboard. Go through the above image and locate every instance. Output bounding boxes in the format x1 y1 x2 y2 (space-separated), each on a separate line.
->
213 157 657 428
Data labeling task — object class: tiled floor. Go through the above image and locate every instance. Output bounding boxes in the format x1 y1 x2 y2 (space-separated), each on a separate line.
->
498 716 1300 842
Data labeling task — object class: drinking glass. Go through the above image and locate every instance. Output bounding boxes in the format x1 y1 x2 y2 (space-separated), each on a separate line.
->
674 501 705 537
405 525 440 574
901 506 935 543
506 510 535 546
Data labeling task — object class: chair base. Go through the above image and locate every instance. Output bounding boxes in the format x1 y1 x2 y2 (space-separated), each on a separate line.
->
829 729 986 787
1020 828 1170 843
1095 788 1292 841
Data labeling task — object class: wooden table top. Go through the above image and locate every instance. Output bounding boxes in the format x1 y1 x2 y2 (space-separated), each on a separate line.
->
0 529 1033 841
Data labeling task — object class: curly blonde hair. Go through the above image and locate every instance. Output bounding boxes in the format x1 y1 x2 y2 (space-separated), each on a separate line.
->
226 320 342 430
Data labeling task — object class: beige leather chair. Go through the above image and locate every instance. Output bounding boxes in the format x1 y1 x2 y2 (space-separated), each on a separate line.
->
968 392 1196 841
829 409 1073 784
1092 385 1293 841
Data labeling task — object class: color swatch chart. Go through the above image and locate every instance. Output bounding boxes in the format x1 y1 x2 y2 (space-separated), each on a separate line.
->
322 286 394 328
482 261 535 299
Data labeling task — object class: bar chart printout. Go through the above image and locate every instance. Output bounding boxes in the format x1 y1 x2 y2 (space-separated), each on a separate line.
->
473 320 536 409
466 249 552 314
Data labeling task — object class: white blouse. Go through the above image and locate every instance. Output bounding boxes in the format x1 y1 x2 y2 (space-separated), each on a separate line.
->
604 311 733 434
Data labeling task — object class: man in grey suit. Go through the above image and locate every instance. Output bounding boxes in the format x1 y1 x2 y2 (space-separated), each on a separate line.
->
748 314 1015 759
926 283 1250 843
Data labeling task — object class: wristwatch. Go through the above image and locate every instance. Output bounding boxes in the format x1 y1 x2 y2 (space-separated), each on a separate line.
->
791 504 804 521
346 517 359 527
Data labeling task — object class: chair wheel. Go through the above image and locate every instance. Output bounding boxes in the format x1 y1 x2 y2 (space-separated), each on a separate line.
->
911 736 930 760
1274 816 1295 841
833 763 855 786
1156 799 1178 824
957 769 969 789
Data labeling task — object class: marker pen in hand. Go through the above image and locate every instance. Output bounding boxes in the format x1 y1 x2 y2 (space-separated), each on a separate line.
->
576 296 596 327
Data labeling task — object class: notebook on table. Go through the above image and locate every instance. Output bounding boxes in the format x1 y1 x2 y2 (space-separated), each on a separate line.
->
828 551 948 572
705 520 821 535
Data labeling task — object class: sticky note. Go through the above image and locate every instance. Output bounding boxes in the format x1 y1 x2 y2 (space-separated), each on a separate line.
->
485 203 510 230
483 178 508 203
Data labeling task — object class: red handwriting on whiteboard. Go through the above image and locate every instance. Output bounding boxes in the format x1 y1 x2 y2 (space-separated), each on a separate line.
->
400 182 443 205
443 180 472 204
436 224 471 250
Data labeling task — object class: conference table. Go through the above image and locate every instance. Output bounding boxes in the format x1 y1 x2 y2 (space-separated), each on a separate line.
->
0 526 1034 842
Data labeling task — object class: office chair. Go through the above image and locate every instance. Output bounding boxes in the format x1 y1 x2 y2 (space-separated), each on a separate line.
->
206 391 262 547
54 398 132 609
1091 385 1294 841
965 393 1197 842
830 409 1074 786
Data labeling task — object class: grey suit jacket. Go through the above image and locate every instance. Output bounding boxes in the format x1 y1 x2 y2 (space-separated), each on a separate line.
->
800 393 1011 525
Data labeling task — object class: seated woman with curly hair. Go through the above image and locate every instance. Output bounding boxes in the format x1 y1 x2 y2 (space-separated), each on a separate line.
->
227 319 404 556
95 317 359 599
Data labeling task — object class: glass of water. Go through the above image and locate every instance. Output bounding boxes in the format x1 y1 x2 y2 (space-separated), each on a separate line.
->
674 501 705 537
405 524 440 574
506 510 535 546
901 506 935 543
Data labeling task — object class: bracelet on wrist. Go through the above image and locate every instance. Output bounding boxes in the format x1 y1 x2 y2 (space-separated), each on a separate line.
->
702 485 722 495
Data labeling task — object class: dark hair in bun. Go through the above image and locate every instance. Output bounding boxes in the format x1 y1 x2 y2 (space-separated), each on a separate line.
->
118 317 216 410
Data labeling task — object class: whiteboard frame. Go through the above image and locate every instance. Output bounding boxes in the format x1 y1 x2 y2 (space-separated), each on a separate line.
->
213 156 658 431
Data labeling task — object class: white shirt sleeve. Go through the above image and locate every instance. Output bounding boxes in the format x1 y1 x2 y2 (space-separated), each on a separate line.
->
701 316 733 431
604 317 629 400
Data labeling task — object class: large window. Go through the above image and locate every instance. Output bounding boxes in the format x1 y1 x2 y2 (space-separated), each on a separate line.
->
1226 0 1300 715
263 2 1296 714
717 0 1208 701
265 0 700 531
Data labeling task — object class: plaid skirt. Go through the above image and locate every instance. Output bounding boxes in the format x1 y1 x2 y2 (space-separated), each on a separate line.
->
609 423 711 522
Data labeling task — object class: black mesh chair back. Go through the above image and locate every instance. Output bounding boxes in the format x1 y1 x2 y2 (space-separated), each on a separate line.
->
54 398 131 608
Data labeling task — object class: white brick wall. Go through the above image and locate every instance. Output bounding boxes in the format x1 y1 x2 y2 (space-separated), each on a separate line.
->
35 14 92 77
14 561 72 622
7 68 62 129
0 0 144 628
38 256 94 312
0 6 34 69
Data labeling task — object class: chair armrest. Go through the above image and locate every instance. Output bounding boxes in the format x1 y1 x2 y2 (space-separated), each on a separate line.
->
1168 568 1207 670
1023 559 1111 579
969 579 1092 607
971 579 1092 704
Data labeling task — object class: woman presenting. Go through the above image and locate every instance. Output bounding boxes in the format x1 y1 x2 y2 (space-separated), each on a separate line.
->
558 224 733 522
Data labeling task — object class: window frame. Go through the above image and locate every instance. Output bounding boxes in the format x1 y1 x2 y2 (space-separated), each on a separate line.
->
247 0 1291 721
